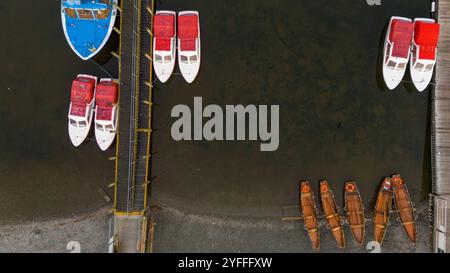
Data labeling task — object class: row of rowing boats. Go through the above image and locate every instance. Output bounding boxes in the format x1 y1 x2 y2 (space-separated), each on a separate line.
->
67 74 118 151
383 16 440 91
300 175 416 251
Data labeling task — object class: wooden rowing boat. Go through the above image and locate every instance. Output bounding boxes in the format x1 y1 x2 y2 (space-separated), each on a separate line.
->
300 181 320 251
344 181 365 246
320 181 345 249
392 174 416 244
374 177 393 244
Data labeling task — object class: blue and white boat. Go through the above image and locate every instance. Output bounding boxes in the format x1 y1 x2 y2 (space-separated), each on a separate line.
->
61 0 118 60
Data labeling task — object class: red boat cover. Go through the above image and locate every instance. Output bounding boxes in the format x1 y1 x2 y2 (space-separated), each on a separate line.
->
415 21 440 60
178 14 199 51
389 19 414 59
70 76 95 117
96 81 118 121
154 14 175 51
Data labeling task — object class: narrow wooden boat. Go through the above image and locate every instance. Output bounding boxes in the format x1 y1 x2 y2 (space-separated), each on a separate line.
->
374 177 393 244
392 174 416 244
344 181 365 246
300 181 320 251
320 181 345 249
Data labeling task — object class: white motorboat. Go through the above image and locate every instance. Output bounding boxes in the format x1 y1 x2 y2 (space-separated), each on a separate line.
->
68 74 97 147
410 18 440 92
153 11 176 83
94 79 118 151
382 16 414 90
178 11 201 83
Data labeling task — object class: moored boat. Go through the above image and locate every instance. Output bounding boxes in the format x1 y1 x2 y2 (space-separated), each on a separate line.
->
300 181 320 251
178 11 201 83
61 0 119 60
392 174 417 244
319 181 345 249
344 181 365 246
94 79 118 151
153 11 177 83
374 177 393 244
410 18 440 92
382 16 414 90
68 74 97 147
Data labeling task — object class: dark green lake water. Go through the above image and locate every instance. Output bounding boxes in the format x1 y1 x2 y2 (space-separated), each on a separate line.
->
0 0 430 222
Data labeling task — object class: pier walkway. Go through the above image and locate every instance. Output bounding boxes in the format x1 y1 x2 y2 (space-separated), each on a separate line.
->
110 0 155 253
432 0 450 253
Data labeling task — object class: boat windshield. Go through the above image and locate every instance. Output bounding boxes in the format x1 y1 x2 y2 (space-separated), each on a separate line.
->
425 64 434 72
155 54 162 63
78 120 88 128
190 55 198 63
396 62 406 71
94 9 111 19
70 119 78 127
96 123 114 132
180 55 188 64
77 9 94 20
387 60 397 70
415 62 425 71
65 8 77 18
164 55 172 63
96 123 105 131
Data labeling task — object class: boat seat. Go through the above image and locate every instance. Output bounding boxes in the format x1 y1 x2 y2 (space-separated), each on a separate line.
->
326 213 339 219
304 215 316 220
331 226 342 231
307 228 318 233
350 224 365 228
401 221 415 225
376 224 386 228
375 211 387 216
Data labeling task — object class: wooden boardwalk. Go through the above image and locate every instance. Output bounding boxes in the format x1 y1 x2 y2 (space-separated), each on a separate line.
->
114 0 154 214
111 0 155 252
432 0 450 253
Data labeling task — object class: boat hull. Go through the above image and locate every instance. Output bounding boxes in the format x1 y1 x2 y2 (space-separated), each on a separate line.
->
153 11 177 83
300 181 320 251
374 178 393 244
178 11 201 83
392 174 417 244
320 181 345 249
410 18 438 92
344 182 365 246
382 16 413 90
61 0 119 60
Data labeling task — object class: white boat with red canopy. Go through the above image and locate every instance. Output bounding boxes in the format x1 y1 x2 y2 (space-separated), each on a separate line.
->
410 18 440 92
153 11 176 83
178 11 201 83
68 74 97 147
383 16 414 90
94 79 118 151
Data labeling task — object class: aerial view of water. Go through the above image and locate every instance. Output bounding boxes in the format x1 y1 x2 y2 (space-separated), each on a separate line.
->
0 0 430 233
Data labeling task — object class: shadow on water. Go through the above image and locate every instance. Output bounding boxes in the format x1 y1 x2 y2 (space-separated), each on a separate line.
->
376 19 389 92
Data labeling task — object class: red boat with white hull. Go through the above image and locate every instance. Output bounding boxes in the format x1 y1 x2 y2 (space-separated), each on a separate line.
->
94 79 118 151
178 11 201 83
153 11 176 83
410 18 440 92
382 16 414 90
68 74 97 147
